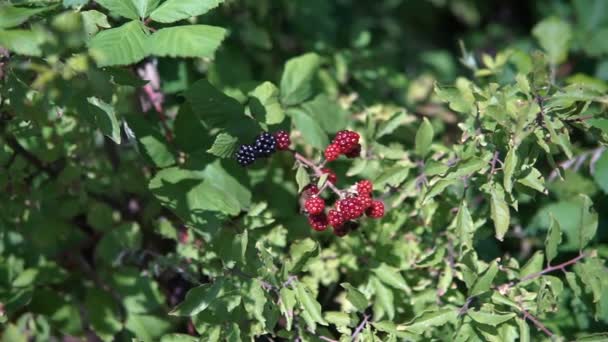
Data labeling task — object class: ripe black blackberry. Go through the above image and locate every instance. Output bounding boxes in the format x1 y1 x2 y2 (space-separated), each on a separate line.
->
235 144 257 166
253 132 276 158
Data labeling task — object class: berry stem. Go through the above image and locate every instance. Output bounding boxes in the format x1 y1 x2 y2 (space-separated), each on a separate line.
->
294 152 343 197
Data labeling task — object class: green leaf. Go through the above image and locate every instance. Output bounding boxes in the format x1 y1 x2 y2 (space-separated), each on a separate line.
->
300 94 349 134
456 201 475 250
374 164 411 189
415 118 433 157
578 194 598 250
126 115 176 168
89 20 148 67
279 287 296 331
372 276 395 320
284 238 318 274
376 111 411 138
423 179 457 204
565 271 582 297
532 17 572 65
295 165 311 193
397 308 457 335
317 173 328 189
125 314 171 341
131 0 160 18
545 214 562 264
294 282 327 330
490 185 510 241
183 79 248 130
520 251 544 282
147 25 227 59
87 97 121 144
468 310 515 326
503 148 517 193
96 0 139 20
0 5 55 29
81 10 111 37
588 119 608 135
373 263 410 293
280 53 321 106
576 333 608 342
574 259 604 303
207 133 238 159
169 280 224 316
516 317 530 342
545 118 573 159
249 82 285 125
469 260 498 296
288 108 329 150
592 150 608 194
85 288 122 340
340 283 368 311
517 167 547 194
160 334 199 342
150 0 223 23
0 29 45 56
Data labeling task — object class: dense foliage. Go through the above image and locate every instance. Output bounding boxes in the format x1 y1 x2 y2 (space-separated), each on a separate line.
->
1 0 608 341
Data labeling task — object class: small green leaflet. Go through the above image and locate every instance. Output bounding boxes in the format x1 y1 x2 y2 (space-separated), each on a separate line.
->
169 280 224 316
578 194 598 250
87 97 121 144
372 263 411 294
397 308 457 335
456 201 475 250
467 310 516 326
469 260 498 296
532 17 572 65
520 251 544 283
415 117 433 157
295 165 311 193
294 282 327 331
490 185 510 241
340 283 368 311
207 133 238 158
280 53 321 106
0 5 57 29
503 148 517 193
545 214 562 264
149 0 224 24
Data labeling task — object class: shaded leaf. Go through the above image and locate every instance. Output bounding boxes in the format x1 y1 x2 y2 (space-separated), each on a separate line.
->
280 53 321 106
545 214 562 264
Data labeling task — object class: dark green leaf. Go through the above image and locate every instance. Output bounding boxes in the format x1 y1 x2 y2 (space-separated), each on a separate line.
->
545 214 562 264
150 0 223 23
415 118 433 157
169 280 224 316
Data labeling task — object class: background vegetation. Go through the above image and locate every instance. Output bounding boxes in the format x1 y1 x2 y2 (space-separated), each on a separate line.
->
1 0 607 341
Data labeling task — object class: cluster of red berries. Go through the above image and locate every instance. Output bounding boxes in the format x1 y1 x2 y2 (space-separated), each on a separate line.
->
324 130 361 161
235 130 291 166
302 130 384 237
305 179 384 236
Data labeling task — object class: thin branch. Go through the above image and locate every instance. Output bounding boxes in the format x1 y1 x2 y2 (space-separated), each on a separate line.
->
351 314 370 341
499 253 585 292
293 152 343 197
519 301 554 338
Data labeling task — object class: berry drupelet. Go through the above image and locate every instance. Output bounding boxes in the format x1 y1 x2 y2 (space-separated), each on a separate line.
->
235 144 257 166
356 180 373 195
253 132 277 158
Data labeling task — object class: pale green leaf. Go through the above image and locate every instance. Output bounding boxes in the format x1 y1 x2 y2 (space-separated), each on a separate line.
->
207 133 238 159
456 201 475 250
96 0 139 19
150 0 223 23
373 264 410 293
249 82 285 125
89 21 148 67
415 118 433 157
294 282 327 329
545 214 562 264
397 308 457 335
520 251 544 282
288 108 329 150
592 150 608 194
279 287 296 331
0 29 45 56
532 17 572 65
469 260 498 296
490 185 510 241
503 148 517 193
340 283 368 311
295 166 311 193
517 167 547 194
0 5 55 29
147 25 226 59
285 238 318 274
280 53 321 106
468 310 515 326
87 97 121 144
169 280 224 316
578 194 598 250
372 277 395 320
81 10 110 37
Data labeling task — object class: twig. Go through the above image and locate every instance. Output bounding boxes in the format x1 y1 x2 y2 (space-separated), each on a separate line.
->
489 151 500 175
518 301 554 337
499 253 585 292
294 152 343 197
351 314 370 341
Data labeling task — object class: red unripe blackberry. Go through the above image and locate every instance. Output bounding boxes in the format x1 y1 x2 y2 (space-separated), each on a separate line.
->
333 130 360 153
358 195 373 210
356 180 373 195
308 213 328 231
345 143 361 158
366 200 385 218
338 197 364 220
324 144 341 161
328 209 345 228
273 130 291 150
303 184 319 195
305 196 325 215
321 168 337 184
